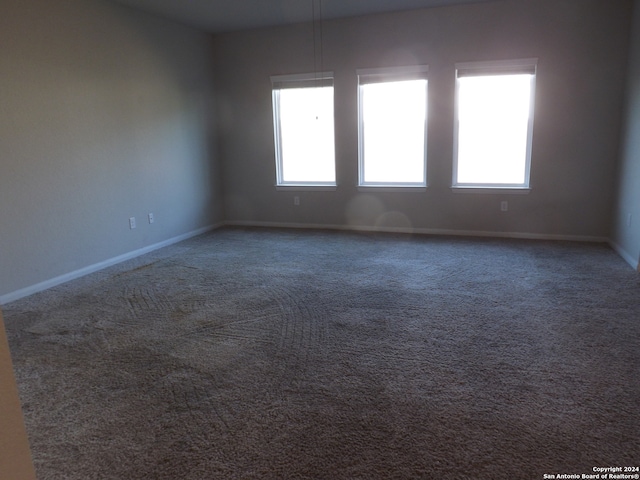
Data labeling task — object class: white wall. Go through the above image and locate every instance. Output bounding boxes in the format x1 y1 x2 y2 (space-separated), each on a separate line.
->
214 0 631 241
1 0 636 302
0 0 223 302
613 0 640 270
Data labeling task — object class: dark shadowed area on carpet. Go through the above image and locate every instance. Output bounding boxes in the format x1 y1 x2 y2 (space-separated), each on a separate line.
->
4 227 640 479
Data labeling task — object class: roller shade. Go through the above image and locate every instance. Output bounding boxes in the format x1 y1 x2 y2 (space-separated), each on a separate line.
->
271 72 333 89
357 65 428 85
456 58 537 77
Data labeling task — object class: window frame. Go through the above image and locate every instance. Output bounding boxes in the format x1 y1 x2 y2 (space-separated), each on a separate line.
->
271 72 336 188
452 58 538 191
357 65 429 189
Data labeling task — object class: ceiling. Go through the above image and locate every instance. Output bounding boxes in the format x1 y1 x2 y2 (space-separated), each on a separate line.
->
109 0 497 33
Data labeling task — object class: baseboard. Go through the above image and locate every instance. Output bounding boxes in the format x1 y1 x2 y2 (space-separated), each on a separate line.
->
223 220 609 243
0 224 222 305
0 221 621 305
609 241 640 270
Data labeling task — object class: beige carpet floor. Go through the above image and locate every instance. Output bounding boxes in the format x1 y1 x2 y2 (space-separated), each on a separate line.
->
4 228 640 479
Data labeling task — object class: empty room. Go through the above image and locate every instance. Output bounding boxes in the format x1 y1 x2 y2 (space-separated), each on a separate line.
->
1 0 639 478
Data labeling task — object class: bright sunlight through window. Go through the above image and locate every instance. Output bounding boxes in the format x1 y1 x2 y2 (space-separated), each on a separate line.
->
358 66 428 186
272 74 335 186
454 60 536 188
359 80 427 185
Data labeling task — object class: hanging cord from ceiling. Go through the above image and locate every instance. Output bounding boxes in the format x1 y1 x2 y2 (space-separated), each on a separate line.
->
312 0 324 84
311 0 326 122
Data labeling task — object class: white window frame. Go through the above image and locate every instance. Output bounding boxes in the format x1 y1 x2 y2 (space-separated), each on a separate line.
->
452 58 537 191
357 65 429 189
271 72 336 188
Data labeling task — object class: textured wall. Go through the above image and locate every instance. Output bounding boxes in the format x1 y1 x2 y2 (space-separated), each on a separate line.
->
214 0 632 240
0 0 222 300
613 0 640 269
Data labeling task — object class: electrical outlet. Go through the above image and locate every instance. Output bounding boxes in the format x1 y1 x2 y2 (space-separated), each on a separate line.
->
129 217 136 229
294 196 300 206
148 213 154 224
500 201 508 212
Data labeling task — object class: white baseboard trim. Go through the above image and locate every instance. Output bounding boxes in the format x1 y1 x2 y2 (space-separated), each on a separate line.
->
0 224 221 305
0 221 621 305
223 220 609 243
609 241 639 270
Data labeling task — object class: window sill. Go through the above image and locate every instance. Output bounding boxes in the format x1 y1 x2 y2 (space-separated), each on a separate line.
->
451 186 531 195
276 184 337 192
358 185 427 193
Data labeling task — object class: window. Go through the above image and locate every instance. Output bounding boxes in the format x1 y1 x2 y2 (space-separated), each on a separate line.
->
357 66 428 187
453 59 537 189
271 73 336 186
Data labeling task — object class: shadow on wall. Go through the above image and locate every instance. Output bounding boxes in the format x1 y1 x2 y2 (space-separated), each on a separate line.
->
0 308 36 479
346 194 413 231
